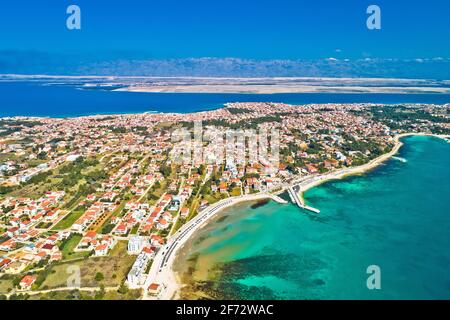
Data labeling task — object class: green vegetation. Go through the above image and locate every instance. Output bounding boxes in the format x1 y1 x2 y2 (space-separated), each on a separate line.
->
368 105 450 134
95 272 104 282
226 107 253 115
52 209 84 230
37 241 134 290
25 288 142 300
171 217 186 235
230 187 241 197
0 278 14 294
159 164 172 178
59 233 89 260
100 223 115 234
0 185 16 195
130 224 139 235
147 180 167 204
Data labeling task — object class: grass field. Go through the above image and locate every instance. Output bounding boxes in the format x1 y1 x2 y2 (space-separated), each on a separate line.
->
52 209 84 230
0 278 14 294
148 180 167 205
230 187 242 197
203 193 223 205
59 234 90 261
38 241 135 290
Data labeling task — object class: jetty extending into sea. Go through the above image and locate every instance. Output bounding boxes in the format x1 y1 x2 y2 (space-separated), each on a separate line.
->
287 185 320 214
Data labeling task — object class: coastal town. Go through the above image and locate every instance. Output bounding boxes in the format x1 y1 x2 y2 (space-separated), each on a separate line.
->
0 102 449 300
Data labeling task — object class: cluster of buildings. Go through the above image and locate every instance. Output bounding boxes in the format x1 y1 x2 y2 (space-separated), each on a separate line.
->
126 236 160 287
0 191 66 250
0 230 69 274
1 101 448 295
72 201 117 233
76 231 117 256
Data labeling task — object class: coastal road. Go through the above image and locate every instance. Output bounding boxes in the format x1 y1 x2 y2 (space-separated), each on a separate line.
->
141 193 286 300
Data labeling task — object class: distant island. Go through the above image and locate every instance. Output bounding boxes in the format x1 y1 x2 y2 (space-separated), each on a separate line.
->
2 74 450 94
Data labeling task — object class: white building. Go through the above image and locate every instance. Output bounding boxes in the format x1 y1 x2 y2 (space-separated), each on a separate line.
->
126 253 150 287
66 154 81 162
127 236 146 255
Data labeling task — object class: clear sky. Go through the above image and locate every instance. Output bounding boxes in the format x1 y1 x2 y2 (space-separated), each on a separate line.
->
0 0 449 60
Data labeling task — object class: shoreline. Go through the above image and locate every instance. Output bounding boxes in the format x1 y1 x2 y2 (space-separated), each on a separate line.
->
115 85 450 95
142 193 287 300
149 132 449 300
296 133 449 202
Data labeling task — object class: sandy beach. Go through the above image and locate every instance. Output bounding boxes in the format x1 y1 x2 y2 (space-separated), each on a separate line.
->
115 84 450 94
143 132 449 300
295 133 450 199
142 193 287 300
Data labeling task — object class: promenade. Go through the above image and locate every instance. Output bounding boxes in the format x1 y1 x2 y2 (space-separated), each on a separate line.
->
142 193 286 300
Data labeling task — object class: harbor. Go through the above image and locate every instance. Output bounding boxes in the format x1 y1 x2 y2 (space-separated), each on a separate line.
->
287 185 321 214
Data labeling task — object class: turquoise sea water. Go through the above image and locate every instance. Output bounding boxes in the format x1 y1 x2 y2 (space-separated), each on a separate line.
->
177 136 450 299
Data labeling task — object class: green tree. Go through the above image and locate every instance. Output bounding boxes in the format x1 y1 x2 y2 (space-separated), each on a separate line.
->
160 164 172 178
118 283 129 295
94 272 104 282
95 285 106 300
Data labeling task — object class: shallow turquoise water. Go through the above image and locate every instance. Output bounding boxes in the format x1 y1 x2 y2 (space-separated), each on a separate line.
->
180 136 450 299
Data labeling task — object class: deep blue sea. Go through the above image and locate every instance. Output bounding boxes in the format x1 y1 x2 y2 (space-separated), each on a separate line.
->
1 81 449 117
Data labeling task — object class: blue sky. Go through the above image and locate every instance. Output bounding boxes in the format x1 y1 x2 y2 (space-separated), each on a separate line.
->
0 0 449 60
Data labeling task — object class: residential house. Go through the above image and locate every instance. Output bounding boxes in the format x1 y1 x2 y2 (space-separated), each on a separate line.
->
19 275 36 290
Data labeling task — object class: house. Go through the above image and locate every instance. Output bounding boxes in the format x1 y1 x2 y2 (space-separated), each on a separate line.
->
199 200 209 210
180 207 189 218
3 261 27 274
36 251 47 261
50 251 62 262
45 234 59 245
324 158 339 169
101 191 117 202
16 233 30 242
94 244 109 256
156 218 169 230
162 211 173 222
141 223 154 233
0 239 16 251
19 275 37 290
114 223 129 235
31 213 44 222
110 216 120 225
19 220 32 229
150 234 165 247
264 179 274 188
142 246 156 258
86 194 96 202
305 164 318 174
85 231 97 240
7 227 19 238
148 283 161 295
0 258 12 270
41 243 58 254
45 209 60 221
219 182 227 193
